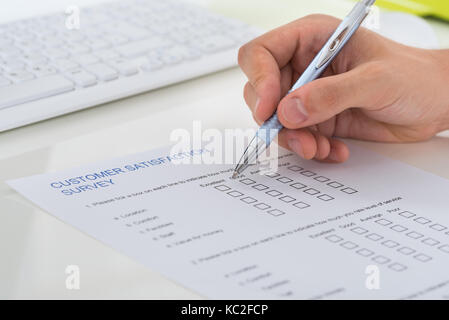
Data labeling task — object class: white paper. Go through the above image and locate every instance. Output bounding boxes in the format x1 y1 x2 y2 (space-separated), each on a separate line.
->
7 143 449 299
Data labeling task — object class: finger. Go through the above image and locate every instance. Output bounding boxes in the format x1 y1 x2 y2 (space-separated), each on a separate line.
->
319 138 350 163
277 128 317 160
310 130 331 160
243 82 257 112
243 65 294 118
277 62 392 129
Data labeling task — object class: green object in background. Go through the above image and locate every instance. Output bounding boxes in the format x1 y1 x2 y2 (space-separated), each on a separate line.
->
375 0 449 21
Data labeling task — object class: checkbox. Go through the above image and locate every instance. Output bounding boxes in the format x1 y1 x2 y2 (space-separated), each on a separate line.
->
414 254 432 262
239 178 256 185
265 172 280 178
317 194 334 201
406 231 423 239
397 247 415 255
430 224 447 231
254 203 271 210
277 176 293 184
290 182 307 189
300 170 316 177
314 176 330 183
252 184 269 191
356 248 374 257
293 202 310 209
227 190 243 197
372 256 390 264
414 217 431 225
388 263 407 272
287 165 303 172
279 195 296 203
366 233 383 241
375 219 392 226
391 225 408 233
438 245 449 253
422 238 439 246
340 241 358 250
326 234 343 243
327 181 344 188
351 227 368 235
304 188 320 195
266 190 282 197
241 197 257 204
381 240 399 248
341 187 357 194
215 185 231 191
268 209 285 217
399 211 415 218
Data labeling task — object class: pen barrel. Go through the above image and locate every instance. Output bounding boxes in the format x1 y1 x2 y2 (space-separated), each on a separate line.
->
258 114 283 146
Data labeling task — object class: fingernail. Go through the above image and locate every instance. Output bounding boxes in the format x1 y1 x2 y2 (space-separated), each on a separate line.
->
281 98 308 125
288 139 305 158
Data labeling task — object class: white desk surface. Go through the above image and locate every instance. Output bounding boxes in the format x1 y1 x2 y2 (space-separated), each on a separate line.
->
1 0 449 299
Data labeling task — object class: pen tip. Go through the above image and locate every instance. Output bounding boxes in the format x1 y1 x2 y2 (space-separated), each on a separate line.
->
231 171 239 179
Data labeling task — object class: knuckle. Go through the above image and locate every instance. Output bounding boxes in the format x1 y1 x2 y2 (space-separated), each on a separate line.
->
237 44 248 67
238 42 255 67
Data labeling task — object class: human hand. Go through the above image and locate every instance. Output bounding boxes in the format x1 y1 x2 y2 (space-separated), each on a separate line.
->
238 14 449 162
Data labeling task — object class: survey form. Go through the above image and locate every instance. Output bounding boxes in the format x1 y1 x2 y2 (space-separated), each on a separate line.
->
7 143 449 299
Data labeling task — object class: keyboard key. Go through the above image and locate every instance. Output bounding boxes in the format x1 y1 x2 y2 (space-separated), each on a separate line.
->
0 75 74 109
6 70 35 82
85 63 118 81
115 38 171 58
28 64 58 77
21 52 48 65
66 43 91 55
43 48 69 59
52 59 79 71
112 22 153 40
94 49 120 61
0 76 11 87
107 58 144 76
65 68 97 87
1 59 26 71
74 54 100 66
194 35 235 53
141 58 163 71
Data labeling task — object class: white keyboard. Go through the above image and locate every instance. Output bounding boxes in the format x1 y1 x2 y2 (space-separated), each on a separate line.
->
0 0 261 132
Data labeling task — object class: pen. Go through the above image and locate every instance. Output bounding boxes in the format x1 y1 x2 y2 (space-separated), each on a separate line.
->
232 0 376 179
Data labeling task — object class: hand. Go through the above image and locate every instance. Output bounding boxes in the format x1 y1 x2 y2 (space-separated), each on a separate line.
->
238 14 449 162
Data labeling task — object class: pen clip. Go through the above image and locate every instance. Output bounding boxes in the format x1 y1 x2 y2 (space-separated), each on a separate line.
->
315 26 350 69
315 2 372 69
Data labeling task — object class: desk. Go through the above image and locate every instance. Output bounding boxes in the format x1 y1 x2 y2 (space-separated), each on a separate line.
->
1 0 449 299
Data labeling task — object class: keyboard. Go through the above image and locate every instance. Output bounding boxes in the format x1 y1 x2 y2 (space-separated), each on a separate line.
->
0 0 261 132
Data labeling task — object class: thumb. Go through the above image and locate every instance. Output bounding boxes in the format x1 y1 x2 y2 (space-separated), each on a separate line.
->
277 64 383 129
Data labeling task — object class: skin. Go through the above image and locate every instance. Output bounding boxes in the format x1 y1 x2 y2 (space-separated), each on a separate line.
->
238 14 449 163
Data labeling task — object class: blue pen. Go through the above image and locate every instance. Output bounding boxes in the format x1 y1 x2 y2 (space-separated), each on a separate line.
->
232 0 376 178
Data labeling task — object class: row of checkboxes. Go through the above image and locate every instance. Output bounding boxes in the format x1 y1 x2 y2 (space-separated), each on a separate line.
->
239 177 334 202
285 165 358 194
398 211 449 233
373 218 449 254
325 234 407 272
214 184 310 216
349 225 436 262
